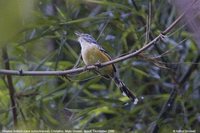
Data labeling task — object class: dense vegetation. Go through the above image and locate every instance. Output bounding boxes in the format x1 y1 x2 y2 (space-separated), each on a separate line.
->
0 0 199 132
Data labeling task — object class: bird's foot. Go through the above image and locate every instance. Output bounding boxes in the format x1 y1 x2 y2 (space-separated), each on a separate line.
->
94 61 102 68
83 65 89 71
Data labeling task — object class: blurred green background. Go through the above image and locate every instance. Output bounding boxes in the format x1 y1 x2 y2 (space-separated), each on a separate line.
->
0 0 199 132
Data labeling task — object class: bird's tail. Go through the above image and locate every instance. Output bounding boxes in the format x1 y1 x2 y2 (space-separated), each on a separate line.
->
113 76 138 104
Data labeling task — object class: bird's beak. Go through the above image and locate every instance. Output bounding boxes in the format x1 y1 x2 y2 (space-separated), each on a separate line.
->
75 31 81 37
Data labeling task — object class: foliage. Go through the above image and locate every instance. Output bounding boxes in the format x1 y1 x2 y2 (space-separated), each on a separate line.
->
0 0 199 132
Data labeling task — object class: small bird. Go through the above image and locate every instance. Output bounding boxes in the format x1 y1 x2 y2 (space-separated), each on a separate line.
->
75 32 138 104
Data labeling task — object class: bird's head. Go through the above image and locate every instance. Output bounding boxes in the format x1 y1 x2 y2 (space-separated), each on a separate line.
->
75 32 97 44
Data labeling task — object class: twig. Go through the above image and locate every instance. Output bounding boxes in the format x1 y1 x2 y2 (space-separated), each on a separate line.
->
0 34 161 76
0 0 187 77
179 54 200 84
72 53 82 69
150 1 199 132
2 47 17 126
150 53 200 133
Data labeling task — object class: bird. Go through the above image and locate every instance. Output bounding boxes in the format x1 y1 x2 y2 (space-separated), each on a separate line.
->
75 32 138 104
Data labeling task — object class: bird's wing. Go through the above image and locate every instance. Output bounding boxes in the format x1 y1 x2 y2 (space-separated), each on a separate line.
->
98 45 117 73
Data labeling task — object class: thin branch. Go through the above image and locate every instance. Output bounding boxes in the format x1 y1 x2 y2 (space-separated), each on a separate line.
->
2 47 17 126
150 1 200 132
162 0 196 35
162 11 185 35
150 53 200 133
179 53 200 84
0 2 186 77
0 34 161 76
72 53 82 69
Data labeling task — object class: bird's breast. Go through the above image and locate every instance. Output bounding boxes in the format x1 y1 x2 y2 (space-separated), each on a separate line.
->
81 44 114 76
81 45 101 65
